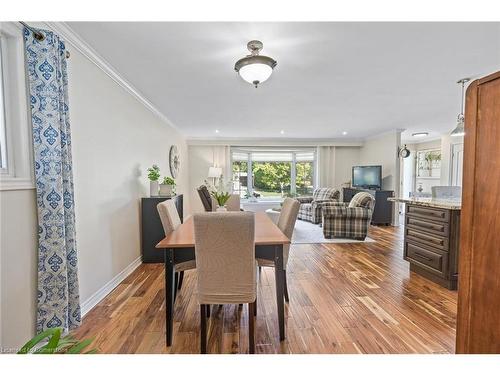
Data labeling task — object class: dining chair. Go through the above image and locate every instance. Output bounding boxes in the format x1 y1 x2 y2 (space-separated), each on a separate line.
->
257 197 300 302
197 185 214 212
225 194 241 211
157 200 196 293
193 212 257 354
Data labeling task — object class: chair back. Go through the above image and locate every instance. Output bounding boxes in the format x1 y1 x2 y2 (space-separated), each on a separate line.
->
277 198 300 268
193 212 256 304
278 198 300 240
225 194 241 211
348 192 376 210
197 185 213 212
313 187 340 201
157 200 181 235
431 186 462 199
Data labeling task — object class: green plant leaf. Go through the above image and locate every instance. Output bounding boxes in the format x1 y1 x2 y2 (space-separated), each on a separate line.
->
17 328 60 354
33 327 62 354
66 338 93 354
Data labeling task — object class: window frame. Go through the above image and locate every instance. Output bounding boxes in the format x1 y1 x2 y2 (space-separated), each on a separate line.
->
0 22 34 191
231 147 317 201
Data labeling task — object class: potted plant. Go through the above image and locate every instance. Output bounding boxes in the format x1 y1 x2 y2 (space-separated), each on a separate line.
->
147 165 161 196
160 176 176 197
205 176 231 211
17 327 96 354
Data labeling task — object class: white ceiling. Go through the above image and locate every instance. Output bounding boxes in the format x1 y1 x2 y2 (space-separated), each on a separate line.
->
66 22 500 141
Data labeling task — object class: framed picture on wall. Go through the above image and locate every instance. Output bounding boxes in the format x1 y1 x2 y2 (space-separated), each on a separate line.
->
416 149 441 178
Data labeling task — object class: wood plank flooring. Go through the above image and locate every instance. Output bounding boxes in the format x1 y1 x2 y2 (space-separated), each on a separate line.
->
73 225 457 354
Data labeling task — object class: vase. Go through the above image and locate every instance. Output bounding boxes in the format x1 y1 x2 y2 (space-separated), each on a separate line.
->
216 206 227 212
150 180 159 197
159 184 173 196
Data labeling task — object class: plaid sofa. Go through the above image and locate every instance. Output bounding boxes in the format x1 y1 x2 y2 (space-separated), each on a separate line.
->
297 187 340 224
322 192 376 240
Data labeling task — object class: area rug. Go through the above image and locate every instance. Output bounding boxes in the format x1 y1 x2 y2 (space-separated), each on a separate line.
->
292 219 375 244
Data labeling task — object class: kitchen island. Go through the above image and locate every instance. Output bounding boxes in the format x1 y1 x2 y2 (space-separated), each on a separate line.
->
388 197 461 290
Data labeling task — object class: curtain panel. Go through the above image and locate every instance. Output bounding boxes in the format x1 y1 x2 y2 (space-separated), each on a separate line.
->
24 28 81 332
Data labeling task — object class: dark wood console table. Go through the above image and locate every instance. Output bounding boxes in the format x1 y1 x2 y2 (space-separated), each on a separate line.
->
141 195 183 263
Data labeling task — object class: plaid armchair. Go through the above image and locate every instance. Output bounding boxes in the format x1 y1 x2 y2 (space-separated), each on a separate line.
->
322 192 376 240
297 187 340 224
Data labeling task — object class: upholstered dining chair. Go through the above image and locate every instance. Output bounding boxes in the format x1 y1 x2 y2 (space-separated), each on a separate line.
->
197 185 213 212
157 200 196 294
193 212 257 354
257 197 300 303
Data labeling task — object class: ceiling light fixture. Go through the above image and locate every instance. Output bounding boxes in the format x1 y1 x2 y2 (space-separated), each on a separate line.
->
215 129 220 134
342 131 348 136
412 132 429 138
280 130 285 135
235 40 277 88
451 78 470 137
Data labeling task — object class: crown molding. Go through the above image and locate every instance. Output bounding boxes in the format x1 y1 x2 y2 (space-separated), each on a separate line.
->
42 22 183 136
186 137 363 147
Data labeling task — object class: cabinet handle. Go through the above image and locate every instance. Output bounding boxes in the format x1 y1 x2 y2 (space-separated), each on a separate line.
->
413 252 433 262
409 230 443 245
412 208 444 217
410 219 442 232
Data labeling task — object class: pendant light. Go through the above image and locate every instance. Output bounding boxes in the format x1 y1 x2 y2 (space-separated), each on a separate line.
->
234 40 277 88
451 78 470 137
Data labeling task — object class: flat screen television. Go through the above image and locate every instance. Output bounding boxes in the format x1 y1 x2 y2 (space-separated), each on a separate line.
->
352 165 382 190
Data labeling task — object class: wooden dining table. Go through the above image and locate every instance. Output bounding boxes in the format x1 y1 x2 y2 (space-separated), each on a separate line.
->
156 211 290 346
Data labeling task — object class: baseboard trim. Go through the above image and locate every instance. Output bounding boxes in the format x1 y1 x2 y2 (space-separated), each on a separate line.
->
80 257 142 317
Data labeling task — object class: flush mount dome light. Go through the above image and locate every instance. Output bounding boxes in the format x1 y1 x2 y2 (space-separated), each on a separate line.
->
235 40 277 88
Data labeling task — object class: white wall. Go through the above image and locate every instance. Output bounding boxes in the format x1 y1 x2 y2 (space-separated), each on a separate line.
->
0 34 189 349
333 147 360 189
359 131 401 192
359 131 401 224
0 190 38 351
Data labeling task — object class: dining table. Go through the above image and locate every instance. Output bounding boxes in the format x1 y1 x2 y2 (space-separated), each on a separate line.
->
156 211 291 346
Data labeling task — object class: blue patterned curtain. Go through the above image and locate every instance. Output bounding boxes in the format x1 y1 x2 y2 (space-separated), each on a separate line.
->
24 28 81 333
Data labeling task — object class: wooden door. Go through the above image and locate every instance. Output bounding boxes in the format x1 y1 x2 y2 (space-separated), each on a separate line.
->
456 71 500 353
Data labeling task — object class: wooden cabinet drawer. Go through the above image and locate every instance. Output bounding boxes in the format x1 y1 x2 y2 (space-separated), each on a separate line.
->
406 216 449 237
405 242 448 277
405 227 449 251
406 205 450 222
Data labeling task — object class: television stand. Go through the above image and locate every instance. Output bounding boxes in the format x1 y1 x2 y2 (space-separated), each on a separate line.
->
342 187 394 225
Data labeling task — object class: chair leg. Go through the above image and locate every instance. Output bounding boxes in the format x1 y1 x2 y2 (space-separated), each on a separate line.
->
254 293 257 316
174 272 179 301
178 271 184 290
200 304 207 354
206 304 211 318
248 302 255 354
283 270 290 303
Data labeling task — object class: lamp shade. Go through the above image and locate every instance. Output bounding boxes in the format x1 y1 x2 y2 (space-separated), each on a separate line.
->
238 63 273 86
208 166 222 178
451 115 465 137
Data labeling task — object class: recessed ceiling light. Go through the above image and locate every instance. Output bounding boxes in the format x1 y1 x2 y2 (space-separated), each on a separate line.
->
412 132 429 137
342 131 348 136
215 129 220 134
280 130 285 135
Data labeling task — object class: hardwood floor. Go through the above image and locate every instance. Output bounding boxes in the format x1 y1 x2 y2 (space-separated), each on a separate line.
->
74 225 457 354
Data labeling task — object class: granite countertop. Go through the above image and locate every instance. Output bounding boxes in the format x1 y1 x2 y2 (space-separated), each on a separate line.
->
388 197 461 210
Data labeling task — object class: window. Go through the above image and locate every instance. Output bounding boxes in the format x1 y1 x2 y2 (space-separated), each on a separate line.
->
0 22 34 190
231 148 316 200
